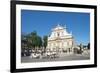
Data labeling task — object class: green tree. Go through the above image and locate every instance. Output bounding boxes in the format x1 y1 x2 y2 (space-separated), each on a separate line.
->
37 36 42 47
79 43 83 53
43 35 48 48
22 31 44 48
26 31 43 48
87 43 90 49
30 31 38 48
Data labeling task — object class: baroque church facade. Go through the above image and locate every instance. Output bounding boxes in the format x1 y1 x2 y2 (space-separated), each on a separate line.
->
47 24 75 53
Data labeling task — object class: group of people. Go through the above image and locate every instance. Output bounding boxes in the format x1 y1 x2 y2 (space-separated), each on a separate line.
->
22 46 86 59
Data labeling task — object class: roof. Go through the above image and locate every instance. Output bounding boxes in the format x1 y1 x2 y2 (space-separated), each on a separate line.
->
52 24 66 31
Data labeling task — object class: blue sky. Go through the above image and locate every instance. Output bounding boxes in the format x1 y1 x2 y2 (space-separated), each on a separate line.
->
21 10 90 45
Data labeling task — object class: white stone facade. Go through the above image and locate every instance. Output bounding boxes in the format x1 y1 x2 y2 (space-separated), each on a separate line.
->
47 24 74 53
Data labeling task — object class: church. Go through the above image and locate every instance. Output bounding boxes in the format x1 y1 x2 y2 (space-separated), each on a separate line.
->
47 24 75 53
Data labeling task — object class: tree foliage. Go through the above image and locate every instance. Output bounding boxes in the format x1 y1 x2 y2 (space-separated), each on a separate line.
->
87 43 90 49
21 31 47 48
43 36 48 48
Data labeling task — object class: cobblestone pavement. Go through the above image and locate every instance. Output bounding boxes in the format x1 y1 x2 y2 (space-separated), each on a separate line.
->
21 52 90 63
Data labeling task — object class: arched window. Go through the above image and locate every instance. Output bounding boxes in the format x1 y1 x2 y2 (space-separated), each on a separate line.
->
57 32 59 37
